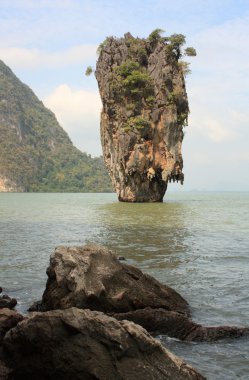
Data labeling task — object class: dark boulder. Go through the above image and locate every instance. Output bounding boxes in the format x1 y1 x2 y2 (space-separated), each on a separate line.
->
0 360 11 380
111 307 249 341
0 309 23 344
0 288 17 310
0 309 23 379
37 245 249 343
41 244 189 316
3 307 205 380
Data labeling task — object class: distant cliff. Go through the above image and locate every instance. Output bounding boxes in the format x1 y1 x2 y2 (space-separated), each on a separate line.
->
0 60 111 192
95 30 195 202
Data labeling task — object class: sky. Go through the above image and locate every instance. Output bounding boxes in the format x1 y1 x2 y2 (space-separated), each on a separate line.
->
1 0 249 191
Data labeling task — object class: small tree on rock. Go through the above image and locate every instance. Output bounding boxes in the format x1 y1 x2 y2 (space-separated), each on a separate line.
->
85 66 93 76
184 47 197 57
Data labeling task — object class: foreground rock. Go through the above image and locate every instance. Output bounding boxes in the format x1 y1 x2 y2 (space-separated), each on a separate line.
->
0 309 24 379
111 307 249 342
0 288 17 310
0 309 23 344
38 245 249 343
0 360 11 380
41 245 189 315
95 31 192 202
3 307 205 380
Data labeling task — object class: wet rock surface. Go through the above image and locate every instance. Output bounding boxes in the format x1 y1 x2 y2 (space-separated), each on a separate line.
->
3 307 205 380
0 309 24 379
41 244 189 315
111 307 249 342
95 33 188 202
1 244 248 379
39 245 249 343
0 288 17 310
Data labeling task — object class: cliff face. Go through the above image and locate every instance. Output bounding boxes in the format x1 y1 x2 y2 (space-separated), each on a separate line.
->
0 176 20 192
0 60 111 192
95 32 189 202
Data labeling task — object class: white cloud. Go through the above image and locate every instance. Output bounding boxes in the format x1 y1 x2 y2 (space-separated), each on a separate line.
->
191 117 235 142
43 84 102 155
0 45 97 69
192 15 249 71
205 120 234 142
185 13 249 146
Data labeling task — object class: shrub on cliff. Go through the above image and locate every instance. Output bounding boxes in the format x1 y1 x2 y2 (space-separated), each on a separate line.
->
147 28 166 44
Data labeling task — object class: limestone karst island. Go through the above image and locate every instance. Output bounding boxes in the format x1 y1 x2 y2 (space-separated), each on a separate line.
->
93 29 196 202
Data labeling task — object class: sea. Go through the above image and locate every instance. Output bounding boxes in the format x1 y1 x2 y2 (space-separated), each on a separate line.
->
0 191 248 379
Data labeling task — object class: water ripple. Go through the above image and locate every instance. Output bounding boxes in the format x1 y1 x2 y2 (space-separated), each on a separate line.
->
0 192 249 379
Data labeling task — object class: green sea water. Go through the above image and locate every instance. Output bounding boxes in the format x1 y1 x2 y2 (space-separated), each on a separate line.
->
0 192 249 379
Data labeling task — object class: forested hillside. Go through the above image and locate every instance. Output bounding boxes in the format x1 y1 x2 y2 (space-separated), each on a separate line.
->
0 60 112 192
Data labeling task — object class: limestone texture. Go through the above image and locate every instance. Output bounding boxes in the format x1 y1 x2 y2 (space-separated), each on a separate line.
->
39 245 249 343
41 244 189 315
3 307 205 380
95 33 189 201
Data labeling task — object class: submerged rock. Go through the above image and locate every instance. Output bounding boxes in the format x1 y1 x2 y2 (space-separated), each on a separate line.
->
95 32 191 202
41 244 189 315
111 307 249 342
3 307 205 380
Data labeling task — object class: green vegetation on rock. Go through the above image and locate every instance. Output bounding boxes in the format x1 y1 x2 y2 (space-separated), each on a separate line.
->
147 28 166 45
118 62 153 99
184 47 197 57
97 36 113 56
92 29 196 134
85 66 93 76
0 60 112 192
177 61 192 77
123 116 150 132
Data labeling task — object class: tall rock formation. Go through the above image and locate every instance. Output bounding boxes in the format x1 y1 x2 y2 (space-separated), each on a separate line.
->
95 31 194 202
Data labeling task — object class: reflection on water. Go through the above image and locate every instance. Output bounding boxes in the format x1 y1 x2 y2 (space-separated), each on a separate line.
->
0 192 249 379
95 201 190 268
